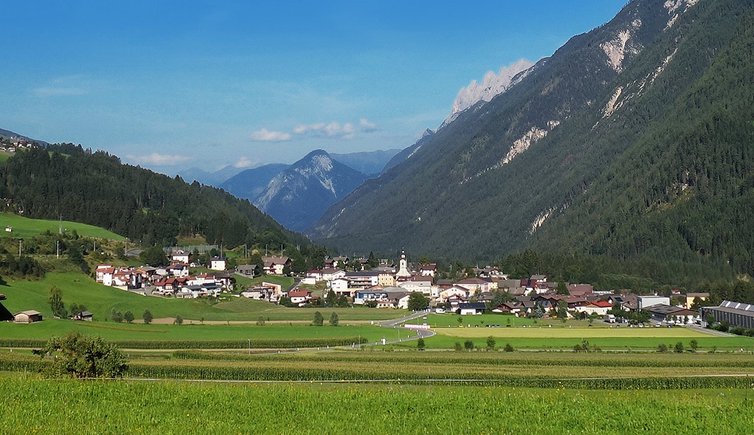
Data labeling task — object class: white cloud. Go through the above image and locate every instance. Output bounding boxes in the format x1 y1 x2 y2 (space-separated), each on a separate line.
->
233 156 256 168
359 118 378 132
126 153 191 166
293 121 357 139
250 128 292 142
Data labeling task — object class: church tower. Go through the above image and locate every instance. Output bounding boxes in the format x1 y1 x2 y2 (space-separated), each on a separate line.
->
396 249 411 279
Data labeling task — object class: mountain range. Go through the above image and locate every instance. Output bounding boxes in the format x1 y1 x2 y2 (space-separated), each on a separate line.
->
220 148 400 232
311 0 754 280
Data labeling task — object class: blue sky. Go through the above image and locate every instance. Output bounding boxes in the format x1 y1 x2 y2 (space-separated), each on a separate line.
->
0 0 626 174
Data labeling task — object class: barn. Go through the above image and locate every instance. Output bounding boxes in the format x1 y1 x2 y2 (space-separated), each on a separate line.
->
14 310 43 323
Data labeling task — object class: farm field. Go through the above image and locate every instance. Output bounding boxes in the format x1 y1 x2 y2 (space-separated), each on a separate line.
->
1 272 403 323
0 320 391 346
0 212 125 240
425 326 754 351
1 374 752 433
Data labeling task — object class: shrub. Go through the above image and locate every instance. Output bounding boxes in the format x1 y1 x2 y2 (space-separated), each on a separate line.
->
464 340 474 351
33 332 127 378
312 311 324 326
657 344 668 353
674 342 685 353
143 310 153 325
454 342 463 352
503 343 514 352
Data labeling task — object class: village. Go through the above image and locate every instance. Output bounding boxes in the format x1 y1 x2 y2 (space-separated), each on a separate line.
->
87 248 728 328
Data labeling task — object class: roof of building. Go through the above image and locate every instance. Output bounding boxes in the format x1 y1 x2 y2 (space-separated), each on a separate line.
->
17 310 41 316
288 290 311 298
686 292 710 298
262 256 290 266
459 302 487 310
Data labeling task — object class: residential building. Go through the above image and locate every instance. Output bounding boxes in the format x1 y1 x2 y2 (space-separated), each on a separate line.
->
210 257 226 271
262 256 290 275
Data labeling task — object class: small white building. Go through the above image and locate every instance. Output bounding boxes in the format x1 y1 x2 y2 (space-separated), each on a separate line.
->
210 257 227 271
637 295 670 310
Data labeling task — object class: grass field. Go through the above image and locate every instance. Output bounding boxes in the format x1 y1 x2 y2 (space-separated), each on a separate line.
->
421 331 753 351
1 375 752 433
0 151 10 163
0 272 402 323
0 212 125 240
0 320 393 344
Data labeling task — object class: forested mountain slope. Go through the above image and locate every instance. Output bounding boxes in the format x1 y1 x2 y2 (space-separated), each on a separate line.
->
312 0 754 278
0 144 306 248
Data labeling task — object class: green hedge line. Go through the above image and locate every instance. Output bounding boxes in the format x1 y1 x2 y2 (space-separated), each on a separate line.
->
169 351 754 367
0 337 367 350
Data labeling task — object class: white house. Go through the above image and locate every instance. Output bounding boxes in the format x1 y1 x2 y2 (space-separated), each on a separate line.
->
321 267 346 282
438 285 471 302
171 249 190 264
398 276 433 295
330 278 352 296
210 257 226 271
263 256 291 275
574 300 612 316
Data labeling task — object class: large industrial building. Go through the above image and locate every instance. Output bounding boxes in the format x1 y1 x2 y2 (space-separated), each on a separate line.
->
700 300 754 329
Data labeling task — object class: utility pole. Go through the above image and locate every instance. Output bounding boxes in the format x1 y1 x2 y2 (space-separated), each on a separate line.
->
56 240 60 259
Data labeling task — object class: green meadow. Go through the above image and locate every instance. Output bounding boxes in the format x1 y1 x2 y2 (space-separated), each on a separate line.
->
0 212 125 240
1 375 752 434
0 320 387 344
0 272 402 323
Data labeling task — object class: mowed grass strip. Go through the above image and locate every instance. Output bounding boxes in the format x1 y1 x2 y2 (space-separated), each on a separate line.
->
0 321 389 345
1 376 752 433
433 326 710 338
0 212 125 240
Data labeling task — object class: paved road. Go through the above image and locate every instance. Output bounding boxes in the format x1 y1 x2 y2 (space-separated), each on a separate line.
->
379 309 431 327
685 324 737 337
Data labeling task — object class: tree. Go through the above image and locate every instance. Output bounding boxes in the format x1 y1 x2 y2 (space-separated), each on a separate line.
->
486 336 496 351
417 337 426 350
140 245 168 267
557 300 568 321
312 311 324 326
329 312 339 326
674 341 685 353
34 332 127 378
49 286 67 319
174 315 183 325
689 339 698 352
325 289 336 307
123 311 134 323
407 292 429 311
110 310 123 323
464 340 474 351
143 310 153 324
556 281 569 295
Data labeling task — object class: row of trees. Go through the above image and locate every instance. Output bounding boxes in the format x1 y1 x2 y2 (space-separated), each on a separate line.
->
312 311 339 326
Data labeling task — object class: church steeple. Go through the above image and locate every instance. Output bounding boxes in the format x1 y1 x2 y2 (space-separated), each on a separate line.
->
396 249 411 279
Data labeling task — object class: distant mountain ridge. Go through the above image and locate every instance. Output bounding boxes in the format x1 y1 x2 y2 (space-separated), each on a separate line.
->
220 163 291 202
254 149 368 232
330 149 401 176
